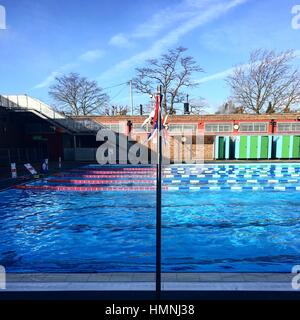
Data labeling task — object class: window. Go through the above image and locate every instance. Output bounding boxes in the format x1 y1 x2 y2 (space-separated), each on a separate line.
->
133 123 151 133
74 120 102 131
239 122 267 132
169 124 197 134
205 123 232 133
277 122 300 132
104 123 124 133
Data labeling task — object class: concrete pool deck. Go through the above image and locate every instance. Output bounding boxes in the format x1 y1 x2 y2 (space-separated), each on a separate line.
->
1 273 296 292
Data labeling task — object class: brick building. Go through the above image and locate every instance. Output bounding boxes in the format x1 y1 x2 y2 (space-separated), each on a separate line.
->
1 94 300 164
77 113 300 161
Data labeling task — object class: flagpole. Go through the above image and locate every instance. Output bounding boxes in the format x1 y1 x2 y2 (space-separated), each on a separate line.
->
156 85 162 299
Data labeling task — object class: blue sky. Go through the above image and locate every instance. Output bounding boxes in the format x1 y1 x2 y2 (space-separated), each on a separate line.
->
0 0 300 113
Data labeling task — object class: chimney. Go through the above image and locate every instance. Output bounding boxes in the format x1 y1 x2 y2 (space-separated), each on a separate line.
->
184 94 190 115
184 103 190 115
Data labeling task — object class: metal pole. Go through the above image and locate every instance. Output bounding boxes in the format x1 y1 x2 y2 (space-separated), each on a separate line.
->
129 80 134 116
156 85 163 299
73 136 77 161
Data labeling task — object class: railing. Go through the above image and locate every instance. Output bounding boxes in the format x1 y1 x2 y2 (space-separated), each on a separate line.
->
0 95 65 119
0 95 103 134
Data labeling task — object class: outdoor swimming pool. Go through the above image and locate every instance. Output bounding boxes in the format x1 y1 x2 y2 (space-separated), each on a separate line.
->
0 164 300 273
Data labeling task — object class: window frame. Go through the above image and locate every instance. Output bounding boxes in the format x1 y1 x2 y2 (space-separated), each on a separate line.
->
168 123 198 135
204 122 233 133
238 122 268 133
132 123 151 133
277 122 300 133
103 123 125 133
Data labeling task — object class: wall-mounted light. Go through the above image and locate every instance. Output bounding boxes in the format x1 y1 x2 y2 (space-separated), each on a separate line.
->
127 120 133 134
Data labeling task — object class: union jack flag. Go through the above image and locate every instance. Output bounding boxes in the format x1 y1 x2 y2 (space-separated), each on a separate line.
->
146 94 161 142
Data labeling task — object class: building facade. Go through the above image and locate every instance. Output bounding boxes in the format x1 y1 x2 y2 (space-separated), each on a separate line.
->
2 94 300 165
78 113 300 161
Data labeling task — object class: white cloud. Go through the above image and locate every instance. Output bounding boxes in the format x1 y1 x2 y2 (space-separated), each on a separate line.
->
132 0 219 39
197 48 300 84
34 49 105 89
99 0 248 80
79 49 105 62
197 67 237 83
33 62 79 89
34 0 249 90
34 71 60 89
107 0 225 50
109 33 131 48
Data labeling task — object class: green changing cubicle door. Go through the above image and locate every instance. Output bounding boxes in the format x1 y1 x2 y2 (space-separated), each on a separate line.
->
218 137 225 159
216 136 231 159
293 136 300 158
239 136 248 159
236 135 269 159
260 136 269 159
282 136 291 159
249 136 258 159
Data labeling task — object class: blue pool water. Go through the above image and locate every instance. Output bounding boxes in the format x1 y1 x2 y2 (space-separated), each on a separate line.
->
0 164 300 273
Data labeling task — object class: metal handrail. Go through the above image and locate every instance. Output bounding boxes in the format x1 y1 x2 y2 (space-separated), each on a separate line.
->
0 95 103 134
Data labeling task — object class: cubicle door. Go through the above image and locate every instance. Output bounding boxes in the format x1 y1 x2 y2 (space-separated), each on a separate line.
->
218 137 225 160
239 136 248 159
249 136 258 159
282 136 291 159
292 136 300 159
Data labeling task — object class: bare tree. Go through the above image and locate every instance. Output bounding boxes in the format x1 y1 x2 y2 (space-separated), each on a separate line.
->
104 105 129 116
189 98 208 115
215 100 244 114
227 50 300 114
133 47 203 114
49 73 109 116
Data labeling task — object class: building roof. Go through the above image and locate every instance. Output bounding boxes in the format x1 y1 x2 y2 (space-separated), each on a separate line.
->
75 113 300 123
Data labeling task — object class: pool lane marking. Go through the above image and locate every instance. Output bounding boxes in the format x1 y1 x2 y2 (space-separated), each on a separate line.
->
67 171 156 175
162 174 300 178
15 185 300 192
47 179 156 185
63 169 300 176
55 174 300 182
162 178 300 184
56 174 156 179
16 185 165 192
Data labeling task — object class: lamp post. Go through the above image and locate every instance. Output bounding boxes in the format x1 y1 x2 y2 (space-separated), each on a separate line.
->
270 119 277 159
129 80 134 116
156 85 163 299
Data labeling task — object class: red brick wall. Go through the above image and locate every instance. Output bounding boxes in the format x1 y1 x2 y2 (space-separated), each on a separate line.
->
76 114 300 161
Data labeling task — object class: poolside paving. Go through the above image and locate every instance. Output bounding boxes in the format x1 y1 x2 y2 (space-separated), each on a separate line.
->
1 273 296 292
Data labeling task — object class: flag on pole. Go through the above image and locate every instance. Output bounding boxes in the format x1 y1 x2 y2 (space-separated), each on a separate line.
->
146 94 161 142
143 91 170 145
